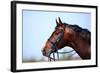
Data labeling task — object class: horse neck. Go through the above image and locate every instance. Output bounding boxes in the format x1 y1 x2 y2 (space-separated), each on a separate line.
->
64 30 90 59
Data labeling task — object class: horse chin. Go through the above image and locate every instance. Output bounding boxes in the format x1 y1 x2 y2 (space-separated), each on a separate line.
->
45 49 52 57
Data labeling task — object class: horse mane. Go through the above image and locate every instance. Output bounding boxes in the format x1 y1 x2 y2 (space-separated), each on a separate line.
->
63 23 91 44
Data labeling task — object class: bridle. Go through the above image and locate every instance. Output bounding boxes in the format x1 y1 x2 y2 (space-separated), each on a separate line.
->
48 29 64 61
47 25 74 61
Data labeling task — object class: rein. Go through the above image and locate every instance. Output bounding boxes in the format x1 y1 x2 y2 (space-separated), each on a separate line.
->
48 49 74 61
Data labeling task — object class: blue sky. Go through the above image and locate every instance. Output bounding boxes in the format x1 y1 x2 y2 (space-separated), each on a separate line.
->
22 10 91 61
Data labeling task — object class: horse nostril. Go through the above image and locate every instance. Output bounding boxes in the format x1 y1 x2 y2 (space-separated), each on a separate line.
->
42 49 46 56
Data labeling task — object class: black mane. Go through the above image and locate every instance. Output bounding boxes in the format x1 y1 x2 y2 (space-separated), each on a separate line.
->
64 23 91 44
64 23 90 33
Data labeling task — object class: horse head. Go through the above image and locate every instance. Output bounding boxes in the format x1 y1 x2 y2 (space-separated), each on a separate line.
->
42 17 74 57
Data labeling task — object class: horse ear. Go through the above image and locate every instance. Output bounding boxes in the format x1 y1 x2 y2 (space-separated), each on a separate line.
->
56 19 59 26
58 17 63 25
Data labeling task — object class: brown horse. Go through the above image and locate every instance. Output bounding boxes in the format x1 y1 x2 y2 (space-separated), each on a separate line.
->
42 17 91 60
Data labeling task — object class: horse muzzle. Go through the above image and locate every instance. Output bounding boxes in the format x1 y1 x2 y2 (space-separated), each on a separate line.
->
42 49 52 57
